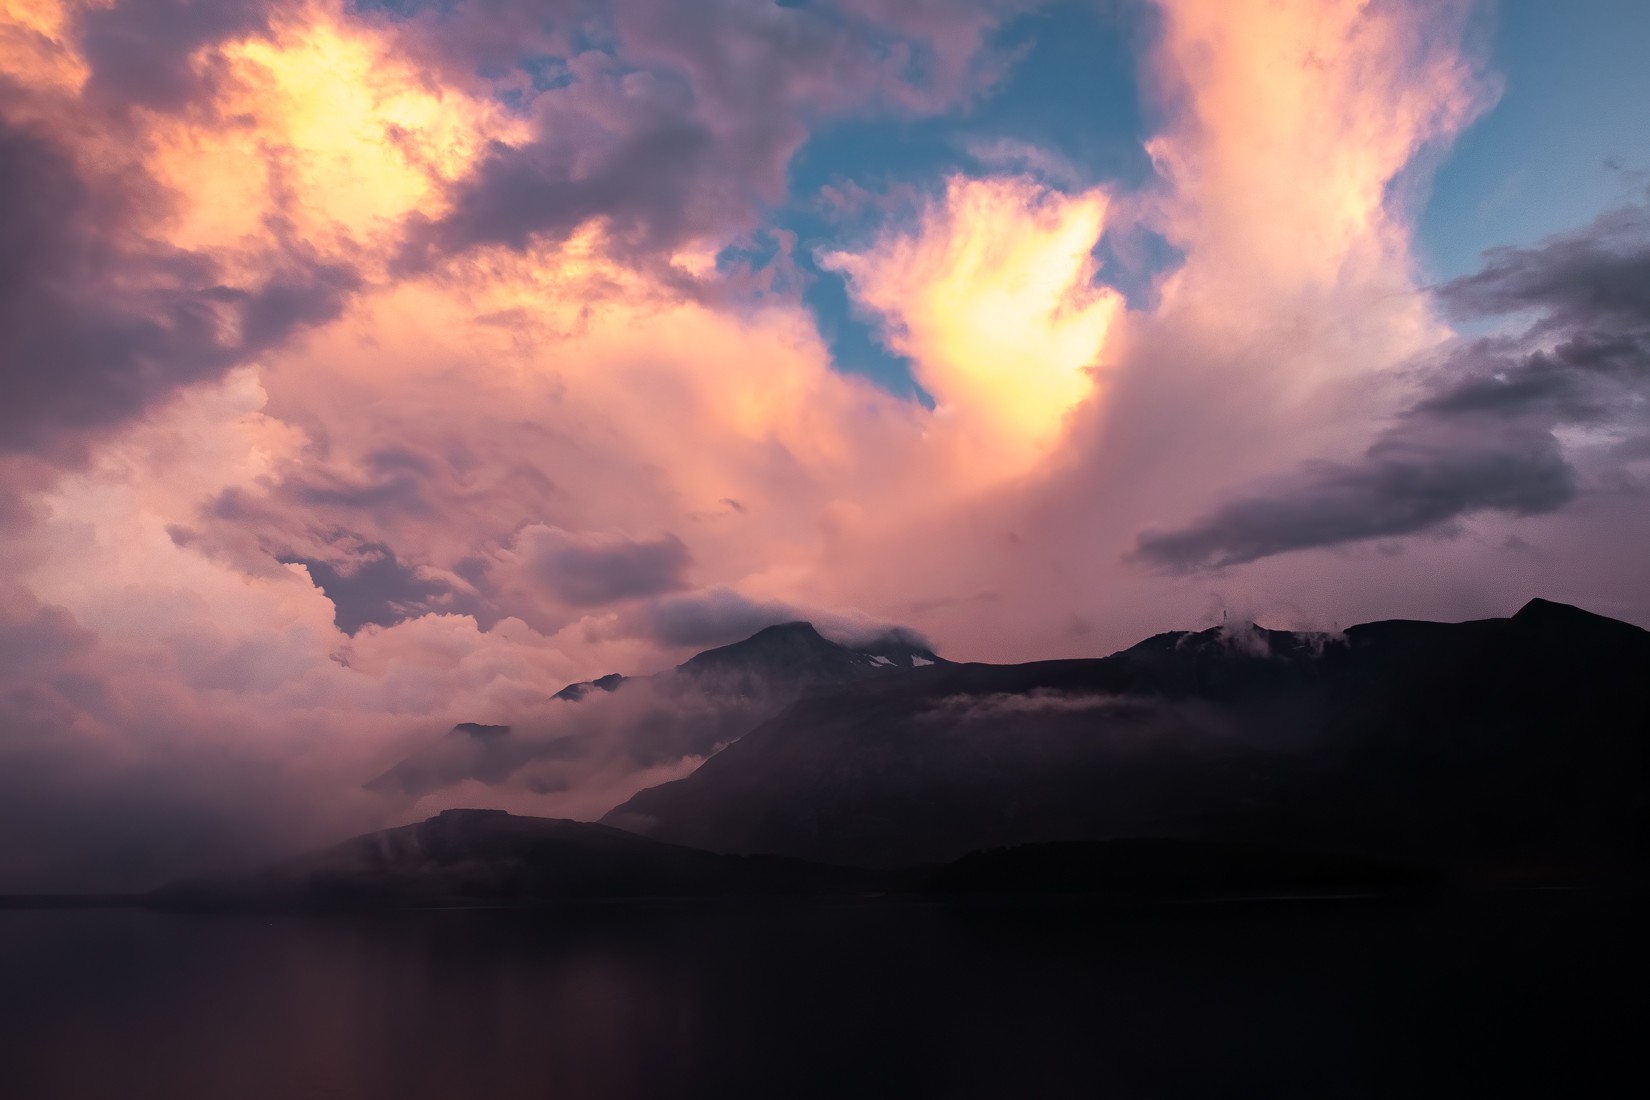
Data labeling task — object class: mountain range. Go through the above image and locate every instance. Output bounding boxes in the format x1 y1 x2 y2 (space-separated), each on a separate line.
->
605 599 1650 873
367 621 945 796
240 598 1650 906
149 808 1431 911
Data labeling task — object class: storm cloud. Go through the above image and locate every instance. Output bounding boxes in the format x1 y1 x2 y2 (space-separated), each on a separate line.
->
1132 192 1650 571
0 112 358 463
520 526 693 607
397 0 1034 265
77 0 276 112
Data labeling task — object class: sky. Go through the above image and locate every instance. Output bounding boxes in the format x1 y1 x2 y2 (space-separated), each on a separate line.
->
2 0 1648 889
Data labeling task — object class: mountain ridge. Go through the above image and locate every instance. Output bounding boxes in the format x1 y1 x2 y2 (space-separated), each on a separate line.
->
602 599 1650 870
551 619 946 703
367 618 949 796
145 809 1436 911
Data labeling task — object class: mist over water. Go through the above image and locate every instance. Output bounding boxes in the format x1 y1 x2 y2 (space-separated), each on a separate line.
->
1 895 1641 1099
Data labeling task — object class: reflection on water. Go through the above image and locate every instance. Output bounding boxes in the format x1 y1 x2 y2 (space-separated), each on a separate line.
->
0 895 1641 1099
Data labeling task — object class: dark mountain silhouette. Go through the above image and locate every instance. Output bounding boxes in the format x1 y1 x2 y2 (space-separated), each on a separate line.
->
367 621 946 796
550 621 943 702
924 839 1433 898
151 809 882 911
142 810 1429 912
674 620 942 690
604 600 1650 875
551 672 626 702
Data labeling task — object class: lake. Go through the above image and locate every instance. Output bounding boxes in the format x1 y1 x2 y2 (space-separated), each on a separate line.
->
0 893 1640 1099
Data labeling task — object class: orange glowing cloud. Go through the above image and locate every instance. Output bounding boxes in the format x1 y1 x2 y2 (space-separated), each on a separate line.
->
0 0 87 92
1074 0 1498 526
142 0 526 269
1145 0 1492 313
824 175 1121 478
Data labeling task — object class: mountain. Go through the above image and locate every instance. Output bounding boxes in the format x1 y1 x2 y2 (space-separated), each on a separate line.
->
604 600 1650 874
676 619 940 684
143 810 1429 912
367 621 947 796
551 672 626 702
552 621 943 701
151 809 881 911
924 839 1433 898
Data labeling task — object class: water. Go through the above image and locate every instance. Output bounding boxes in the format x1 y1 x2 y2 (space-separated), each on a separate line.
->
0 894 1640 1099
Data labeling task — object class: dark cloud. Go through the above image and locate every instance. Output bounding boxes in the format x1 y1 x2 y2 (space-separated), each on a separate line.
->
1440 202 1650 333
0 595 99 732
406 116 716 261
522 526 692 607
76 0 274 112
281 541 455 635
0 114 359 463
393 0 1033 265
639 586 799 648
1133 194 1650 572
627 585 933 653
1132 425 1576 571
289 468 432 517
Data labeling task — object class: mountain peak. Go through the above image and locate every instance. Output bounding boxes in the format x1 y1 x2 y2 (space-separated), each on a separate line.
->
453 722 509 739
1512 598 1650 644
748 621 828 642
552 672 627 702
674 618 942 690
1515 597 1584 621
677 620 838 676
1516 597 1603 626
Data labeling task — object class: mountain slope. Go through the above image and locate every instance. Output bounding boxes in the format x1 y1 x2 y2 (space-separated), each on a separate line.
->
144 810 1431 912
151 809 879 910
550 621 943 702
604 600 1650 872
367 621 947 797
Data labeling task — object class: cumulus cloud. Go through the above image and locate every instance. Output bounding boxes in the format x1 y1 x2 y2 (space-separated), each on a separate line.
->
823 174 1121 476
519 526 693 607
76 0 277 112
637 586 800 649
282 542 455 634
395 0 1038 265
1133 191 1650 571
628 585 931 652
0 110 357 462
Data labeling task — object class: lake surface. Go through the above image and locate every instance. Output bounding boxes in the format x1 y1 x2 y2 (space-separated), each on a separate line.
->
0 893 1640 1099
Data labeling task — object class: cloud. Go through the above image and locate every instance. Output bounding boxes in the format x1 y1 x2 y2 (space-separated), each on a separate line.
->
823 174 1121 476
368 665 785 807
626 585 929 653
637 586 798 649
76 0 275 111
283 542 456 635
925 690 1140 720
520 526 693 607
0 102 359 464
1132 426 1576 571
1440 201 1650 332
1132 192 1650 571
396 0 1037 266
